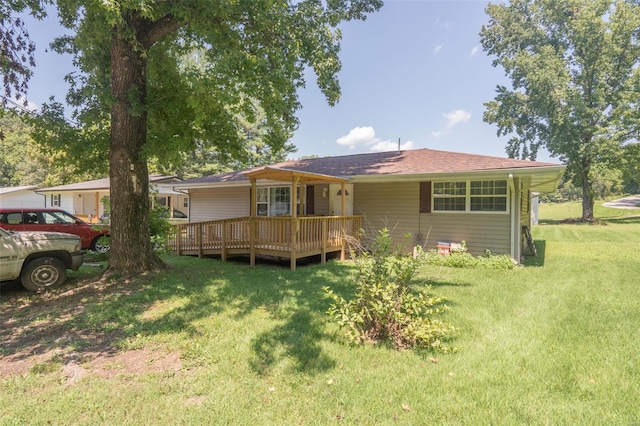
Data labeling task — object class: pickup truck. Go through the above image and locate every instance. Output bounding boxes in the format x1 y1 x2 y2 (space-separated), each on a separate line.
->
0 227 85 292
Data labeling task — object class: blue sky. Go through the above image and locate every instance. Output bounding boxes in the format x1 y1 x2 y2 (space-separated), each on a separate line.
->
19 1 555 163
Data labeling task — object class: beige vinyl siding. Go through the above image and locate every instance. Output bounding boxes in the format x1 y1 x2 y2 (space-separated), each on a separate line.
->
354 182 420 252
313 185 331 215
189 187 250 222
354 181 512 256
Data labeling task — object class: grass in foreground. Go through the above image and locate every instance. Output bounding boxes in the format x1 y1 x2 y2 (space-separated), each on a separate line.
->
1 204 639 424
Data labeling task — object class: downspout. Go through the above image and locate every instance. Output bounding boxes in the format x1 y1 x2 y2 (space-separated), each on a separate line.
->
508 173 518 263
35 190 47 207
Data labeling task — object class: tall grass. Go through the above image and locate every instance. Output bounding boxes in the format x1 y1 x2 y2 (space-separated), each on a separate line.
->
1 203 639 424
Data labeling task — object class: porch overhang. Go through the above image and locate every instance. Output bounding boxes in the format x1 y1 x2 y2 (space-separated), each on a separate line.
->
243 166 348 185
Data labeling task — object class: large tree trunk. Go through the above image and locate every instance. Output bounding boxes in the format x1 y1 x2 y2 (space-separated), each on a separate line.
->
579 162 595 222
106 19 164 277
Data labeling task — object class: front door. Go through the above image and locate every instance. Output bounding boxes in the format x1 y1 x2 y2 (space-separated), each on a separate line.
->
329 184 353 216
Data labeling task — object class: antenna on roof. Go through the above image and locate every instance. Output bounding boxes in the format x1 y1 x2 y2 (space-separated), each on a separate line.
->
397 137 401 152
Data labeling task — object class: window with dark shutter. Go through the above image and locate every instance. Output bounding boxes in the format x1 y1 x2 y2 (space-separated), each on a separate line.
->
419 181 431 213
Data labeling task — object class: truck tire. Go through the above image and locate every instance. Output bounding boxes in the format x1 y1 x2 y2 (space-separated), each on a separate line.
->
20 257 67 292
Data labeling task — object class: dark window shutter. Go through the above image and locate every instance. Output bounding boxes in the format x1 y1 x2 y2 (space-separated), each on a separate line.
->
420 181 432 213
306 185 315 215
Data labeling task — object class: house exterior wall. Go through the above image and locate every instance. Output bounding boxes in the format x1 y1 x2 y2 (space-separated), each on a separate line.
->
313 185 330 215
189 187 250 222
353 181 512 256
0 190 45 208
185 180 515 258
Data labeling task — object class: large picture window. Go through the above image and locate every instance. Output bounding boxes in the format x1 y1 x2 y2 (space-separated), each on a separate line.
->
256 186 301 216
432 180 508 213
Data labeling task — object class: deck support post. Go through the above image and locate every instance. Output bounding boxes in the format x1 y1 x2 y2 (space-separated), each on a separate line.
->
321 219 327 264
221 220 227 262
290 176 300 271
250 217 256 267
250 177 257 267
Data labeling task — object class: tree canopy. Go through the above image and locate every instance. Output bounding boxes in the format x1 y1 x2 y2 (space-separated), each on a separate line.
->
29 0 383 276
0 0 45 106
481 0 640 221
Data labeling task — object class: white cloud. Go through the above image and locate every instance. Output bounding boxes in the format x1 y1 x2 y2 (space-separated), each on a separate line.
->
470 46 479 57
434 19 451 30
443 109 471 129
336 126 376 149
434 45 443 55
5 97 38 113
370 140 414 152
336 126 413 152
431 109 472 138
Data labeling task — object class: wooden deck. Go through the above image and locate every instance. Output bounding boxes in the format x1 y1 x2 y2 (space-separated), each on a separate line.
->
168 215 362 270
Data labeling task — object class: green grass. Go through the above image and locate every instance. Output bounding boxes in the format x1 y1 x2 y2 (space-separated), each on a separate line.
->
1 204 640 424
539 197 640 222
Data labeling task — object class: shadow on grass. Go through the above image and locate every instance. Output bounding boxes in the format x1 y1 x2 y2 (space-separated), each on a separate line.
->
0 254 354 377
601 216 640 225
524 240 546 267
539 215 640 226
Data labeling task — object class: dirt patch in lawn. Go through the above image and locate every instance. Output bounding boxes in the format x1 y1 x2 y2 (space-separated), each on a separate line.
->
0 277 182 381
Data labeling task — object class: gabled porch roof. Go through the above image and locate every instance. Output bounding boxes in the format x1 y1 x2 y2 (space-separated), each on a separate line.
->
244 167 349 219
243 166 348 185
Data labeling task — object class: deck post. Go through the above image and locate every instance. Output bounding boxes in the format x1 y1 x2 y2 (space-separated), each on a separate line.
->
340 217 346 261
250 217 256 267
290 217 297 271
197 223 203 258
175 225 182 255
221 220 227 262
290 176 299 271
250 177 257 267
341 181 346 217
321 219 327 264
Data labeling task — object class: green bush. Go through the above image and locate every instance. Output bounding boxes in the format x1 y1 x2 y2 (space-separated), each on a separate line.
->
149 204 172 251
423 245 516 270
324 228 456 351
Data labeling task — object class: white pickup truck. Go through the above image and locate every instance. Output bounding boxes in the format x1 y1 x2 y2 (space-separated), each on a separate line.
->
0 227 85 292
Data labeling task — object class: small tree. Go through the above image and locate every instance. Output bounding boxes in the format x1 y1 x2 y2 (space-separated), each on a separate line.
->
324 229 455 351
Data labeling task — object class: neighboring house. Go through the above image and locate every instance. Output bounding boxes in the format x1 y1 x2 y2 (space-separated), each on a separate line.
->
37 175 189 222
171 148 565 263
0 186 44 208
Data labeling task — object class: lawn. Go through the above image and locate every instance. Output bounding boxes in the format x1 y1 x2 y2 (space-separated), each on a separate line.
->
1 200 639 425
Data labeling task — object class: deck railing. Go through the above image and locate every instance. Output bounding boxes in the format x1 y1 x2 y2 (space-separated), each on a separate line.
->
168 215 362 270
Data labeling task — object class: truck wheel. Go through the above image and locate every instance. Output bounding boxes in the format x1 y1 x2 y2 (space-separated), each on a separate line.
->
20 258 67 292
91 236 110 253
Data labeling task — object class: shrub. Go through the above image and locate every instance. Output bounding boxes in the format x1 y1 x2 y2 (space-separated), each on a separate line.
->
149 204 172 251
422 245 516 270
324 228 456 351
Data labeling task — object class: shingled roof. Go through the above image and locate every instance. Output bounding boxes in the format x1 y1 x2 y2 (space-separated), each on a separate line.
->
178 148 564 188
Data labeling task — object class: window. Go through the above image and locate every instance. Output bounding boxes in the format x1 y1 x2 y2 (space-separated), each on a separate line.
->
51 193 61 207
183 198 189 208
432 180 508 213
42 211 76 224
470 180 507 212
433 182 466 212
255 186 301 216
